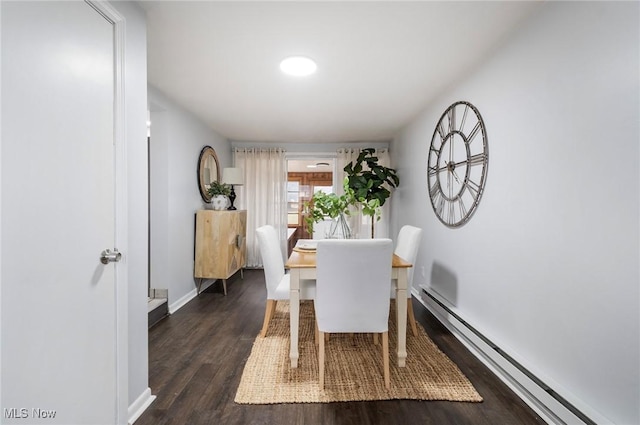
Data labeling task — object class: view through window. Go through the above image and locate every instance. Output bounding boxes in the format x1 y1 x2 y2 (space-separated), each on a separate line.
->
286 158 335 250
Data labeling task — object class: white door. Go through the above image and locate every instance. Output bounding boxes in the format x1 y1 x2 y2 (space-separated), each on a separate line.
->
1 2 122 424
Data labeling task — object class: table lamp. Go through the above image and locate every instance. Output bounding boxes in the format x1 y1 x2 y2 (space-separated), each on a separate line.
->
222 167 244 210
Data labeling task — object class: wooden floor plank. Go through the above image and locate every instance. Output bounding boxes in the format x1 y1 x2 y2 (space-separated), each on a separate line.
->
136 269 546 425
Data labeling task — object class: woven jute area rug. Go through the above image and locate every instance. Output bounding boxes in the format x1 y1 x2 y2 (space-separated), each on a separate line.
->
234 301 482 404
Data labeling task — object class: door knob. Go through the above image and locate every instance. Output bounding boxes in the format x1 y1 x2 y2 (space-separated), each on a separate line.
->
100 248 122 265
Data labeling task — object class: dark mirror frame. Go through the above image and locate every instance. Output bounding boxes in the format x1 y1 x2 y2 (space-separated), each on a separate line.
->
197 146 220 203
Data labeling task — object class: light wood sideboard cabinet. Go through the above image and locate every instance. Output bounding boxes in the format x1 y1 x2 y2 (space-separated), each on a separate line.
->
194 210 247 295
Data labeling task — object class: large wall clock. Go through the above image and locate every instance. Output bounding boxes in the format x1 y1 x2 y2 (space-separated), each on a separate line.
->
427 101 488 228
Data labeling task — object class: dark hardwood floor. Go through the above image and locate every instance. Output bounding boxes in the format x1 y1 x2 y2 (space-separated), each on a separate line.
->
137 269 546 425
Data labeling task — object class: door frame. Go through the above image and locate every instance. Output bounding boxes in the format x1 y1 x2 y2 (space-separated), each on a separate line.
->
86 1 128 423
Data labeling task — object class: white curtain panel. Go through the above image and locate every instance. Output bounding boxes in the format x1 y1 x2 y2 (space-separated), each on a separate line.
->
336 148 391 239
234 147 288 267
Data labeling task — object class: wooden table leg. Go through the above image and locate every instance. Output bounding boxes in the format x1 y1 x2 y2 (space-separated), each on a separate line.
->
289 269 300 368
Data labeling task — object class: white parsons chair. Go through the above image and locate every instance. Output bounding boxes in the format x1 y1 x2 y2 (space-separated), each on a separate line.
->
392 225 423 337
315 238 394 390
256 225 315 337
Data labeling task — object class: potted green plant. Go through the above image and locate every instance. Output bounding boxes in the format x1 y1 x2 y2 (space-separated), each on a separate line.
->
344 148 400 238
304 188 355 239
207 181 231 210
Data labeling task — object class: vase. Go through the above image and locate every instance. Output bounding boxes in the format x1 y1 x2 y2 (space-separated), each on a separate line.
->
326 213 352 239
211 195 229 210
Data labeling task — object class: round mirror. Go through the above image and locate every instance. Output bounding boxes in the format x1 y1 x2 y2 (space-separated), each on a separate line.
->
197 146 220 203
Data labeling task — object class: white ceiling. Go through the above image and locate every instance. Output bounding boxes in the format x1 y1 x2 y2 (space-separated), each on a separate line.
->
141 1 542 144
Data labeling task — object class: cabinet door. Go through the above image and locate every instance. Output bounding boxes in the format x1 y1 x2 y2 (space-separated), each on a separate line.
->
226 211 246 275
194 211 219 278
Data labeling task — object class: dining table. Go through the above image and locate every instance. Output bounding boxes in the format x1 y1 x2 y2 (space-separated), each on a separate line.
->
285 240 413 368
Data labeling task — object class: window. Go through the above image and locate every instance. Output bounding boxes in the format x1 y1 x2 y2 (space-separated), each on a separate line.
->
286 158 335 238
287 180 300 226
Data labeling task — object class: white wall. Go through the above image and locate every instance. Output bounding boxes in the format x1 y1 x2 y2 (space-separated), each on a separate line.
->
392 2 639 424
148 86 231 311
109 0 150 412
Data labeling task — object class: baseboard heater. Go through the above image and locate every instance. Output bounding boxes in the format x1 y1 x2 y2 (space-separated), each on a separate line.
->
420 286 596 425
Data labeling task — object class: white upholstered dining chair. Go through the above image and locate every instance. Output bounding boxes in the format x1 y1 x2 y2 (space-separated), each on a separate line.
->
391 225 423 337
315 238 394 390
256 225 316 337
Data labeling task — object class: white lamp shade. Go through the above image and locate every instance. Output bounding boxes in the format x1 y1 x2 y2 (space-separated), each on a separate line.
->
222 167 244 186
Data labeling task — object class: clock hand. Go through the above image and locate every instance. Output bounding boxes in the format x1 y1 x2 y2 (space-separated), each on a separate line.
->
433 164 450 174
451 168 461 184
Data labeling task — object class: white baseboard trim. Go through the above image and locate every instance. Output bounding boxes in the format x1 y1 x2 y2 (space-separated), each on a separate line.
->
416 285 611 425
169 288 195 314
168 280 222 315
198 279 216 295
169 280 218 314
128 387 156 425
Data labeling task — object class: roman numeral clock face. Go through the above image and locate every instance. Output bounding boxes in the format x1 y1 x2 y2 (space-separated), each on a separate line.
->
427 101 488 228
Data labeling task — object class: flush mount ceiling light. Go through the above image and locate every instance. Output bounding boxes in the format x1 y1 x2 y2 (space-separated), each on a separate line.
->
280 56 317 77
306 161 330 169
